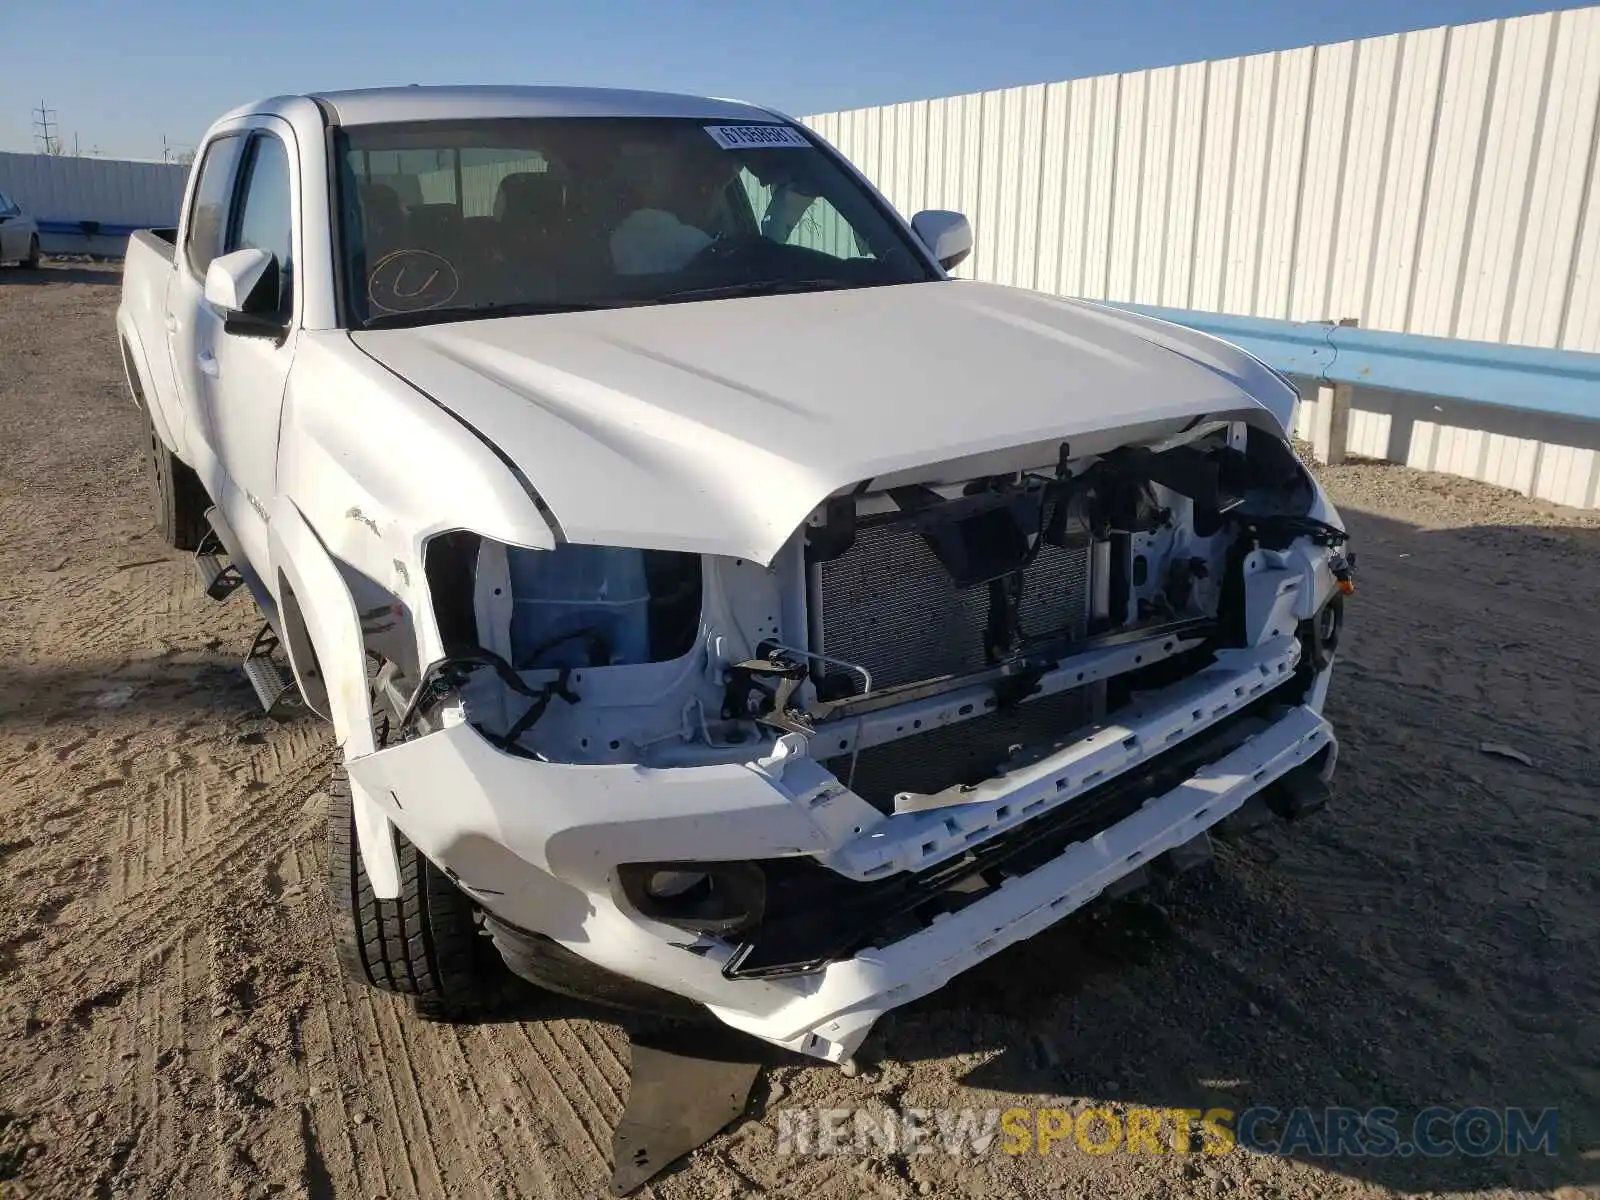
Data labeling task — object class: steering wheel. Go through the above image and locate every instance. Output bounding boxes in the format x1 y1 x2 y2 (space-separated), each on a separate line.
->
689 234 767 269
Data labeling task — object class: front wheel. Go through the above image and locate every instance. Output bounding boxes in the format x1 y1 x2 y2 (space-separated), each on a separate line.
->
326 761 497 1019
20 236 40 269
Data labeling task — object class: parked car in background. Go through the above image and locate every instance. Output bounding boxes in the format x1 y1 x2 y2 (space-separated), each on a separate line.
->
0 189 41 268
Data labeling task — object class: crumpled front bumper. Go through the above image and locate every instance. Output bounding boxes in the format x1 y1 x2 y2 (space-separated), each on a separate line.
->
346 636 1335 1063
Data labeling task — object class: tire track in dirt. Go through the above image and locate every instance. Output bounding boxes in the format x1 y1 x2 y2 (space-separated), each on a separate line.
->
439 1023 581 1197
295 949 394 1198
77 747 330 966
107 931 216 1198
100 718 328 909
520 1019 625 1167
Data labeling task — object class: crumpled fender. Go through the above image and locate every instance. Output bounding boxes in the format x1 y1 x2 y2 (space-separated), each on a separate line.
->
269 498 402 898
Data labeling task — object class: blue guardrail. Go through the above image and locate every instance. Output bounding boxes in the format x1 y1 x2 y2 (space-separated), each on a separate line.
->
1103 302 1600 423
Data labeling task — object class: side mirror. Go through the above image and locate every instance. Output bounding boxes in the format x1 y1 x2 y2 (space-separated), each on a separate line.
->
911 210 973 272
204 247 287 339
205 247 275 312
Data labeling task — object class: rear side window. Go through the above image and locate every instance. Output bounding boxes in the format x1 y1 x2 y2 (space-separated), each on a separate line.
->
184 134 245 278
230 135 295 314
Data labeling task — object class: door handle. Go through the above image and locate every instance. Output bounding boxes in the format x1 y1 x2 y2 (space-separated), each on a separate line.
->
197 351 219 378
163 313 178 332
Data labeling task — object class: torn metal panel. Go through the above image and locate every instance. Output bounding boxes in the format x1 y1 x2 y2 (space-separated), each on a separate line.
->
610 1031 761 1195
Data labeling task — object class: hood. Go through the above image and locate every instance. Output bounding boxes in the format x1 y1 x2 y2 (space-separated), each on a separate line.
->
352 281 1294 564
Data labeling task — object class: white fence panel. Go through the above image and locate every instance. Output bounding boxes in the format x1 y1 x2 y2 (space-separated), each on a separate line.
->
0 151 185 229
803 5 1600 352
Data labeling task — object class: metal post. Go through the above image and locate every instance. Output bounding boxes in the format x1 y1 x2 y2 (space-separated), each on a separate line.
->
1324 318 1359 466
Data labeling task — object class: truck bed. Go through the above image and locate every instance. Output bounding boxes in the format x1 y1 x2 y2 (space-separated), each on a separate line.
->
129 228 177 262
117 228 183 454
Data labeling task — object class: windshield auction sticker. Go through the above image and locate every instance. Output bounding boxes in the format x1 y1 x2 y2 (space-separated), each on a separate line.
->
703 124 811 149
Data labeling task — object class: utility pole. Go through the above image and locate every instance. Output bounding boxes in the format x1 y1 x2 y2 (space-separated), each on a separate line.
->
31 101 61 155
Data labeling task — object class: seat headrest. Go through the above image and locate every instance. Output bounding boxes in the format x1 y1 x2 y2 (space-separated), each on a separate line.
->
360 183 404 231
494 171 568 226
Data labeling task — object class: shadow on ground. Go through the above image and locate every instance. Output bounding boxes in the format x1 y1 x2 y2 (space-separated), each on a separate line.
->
0 657 311 727
0 265 120 287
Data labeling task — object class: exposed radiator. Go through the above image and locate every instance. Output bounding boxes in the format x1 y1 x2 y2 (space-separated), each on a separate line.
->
816 519 1091 692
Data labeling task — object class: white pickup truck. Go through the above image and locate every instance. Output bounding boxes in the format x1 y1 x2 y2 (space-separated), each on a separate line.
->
118 85 1351 1069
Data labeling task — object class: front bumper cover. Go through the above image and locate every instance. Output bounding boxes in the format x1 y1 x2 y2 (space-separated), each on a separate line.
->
722 687 1313 979
346 637 1334 1063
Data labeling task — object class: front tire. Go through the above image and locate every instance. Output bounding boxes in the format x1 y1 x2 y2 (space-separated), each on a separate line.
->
20 236 40 269
326 761 493 1019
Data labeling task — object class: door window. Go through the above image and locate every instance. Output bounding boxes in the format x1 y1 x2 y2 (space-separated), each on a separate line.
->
184 134 245 278
229 135 295 315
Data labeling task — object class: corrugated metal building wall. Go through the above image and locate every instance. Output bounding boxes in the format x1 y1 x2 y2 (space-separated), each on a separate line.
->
0 151 186 254
803 6 1600 353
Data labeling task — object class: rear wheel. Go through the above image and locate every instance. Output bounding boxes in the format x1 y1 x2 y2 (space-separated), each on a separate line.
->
20 236 40 269
142 402 208 550
326 761 495 1019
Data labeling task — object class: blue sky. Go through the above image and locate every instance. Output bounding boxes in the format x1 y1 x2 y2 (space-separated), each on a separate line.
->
1 0 1587 160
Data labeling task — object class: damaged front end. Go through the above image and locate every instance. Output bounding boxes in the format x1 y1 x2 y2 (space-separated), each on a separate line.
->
347 415 1350 1062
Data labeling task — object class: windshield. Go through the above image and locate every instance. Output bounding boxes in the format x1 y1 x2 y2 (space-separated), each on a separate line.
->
333 117 939 328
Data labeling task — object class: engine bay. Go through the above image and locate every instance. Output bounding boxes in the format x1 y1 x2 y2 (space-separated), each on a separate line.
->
398 419 1349 806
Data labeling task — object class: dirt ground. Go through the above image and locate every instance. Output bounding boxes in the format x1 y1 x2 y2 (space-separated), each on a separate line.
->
1 263 1597 1200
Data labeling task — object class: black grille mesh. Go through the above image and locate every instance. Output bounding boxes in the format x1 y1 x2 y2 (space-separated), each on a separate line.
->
817 519 1091 692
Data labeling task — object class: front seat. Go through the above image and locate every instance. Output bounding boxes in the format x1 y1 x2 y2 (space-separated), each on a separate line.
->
492 171 579 291
495 171 569 237
359 182 407 262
